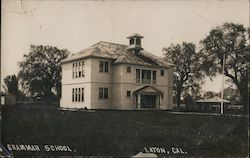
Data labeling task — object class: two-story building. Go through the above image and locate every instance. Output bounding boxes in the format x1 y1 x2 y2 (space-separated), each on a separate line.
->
60 33 174 110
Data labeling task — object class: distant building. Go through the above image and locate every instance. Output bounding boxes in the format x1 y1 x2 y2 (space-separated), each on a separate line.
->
195 96 230 111
60 33 174 110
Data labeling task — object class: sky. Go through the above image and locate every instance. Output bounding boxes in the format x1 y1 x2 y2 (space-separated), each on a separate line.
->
1 0 249 93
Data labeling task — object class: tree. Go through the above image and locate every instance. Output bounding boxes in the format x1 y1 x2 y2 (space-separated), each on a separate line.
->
222 87 241 104
18 45 69 99
163 42 205 108
200 23 249 111
183 93 194 110
203 91 217 99
3 75 19 96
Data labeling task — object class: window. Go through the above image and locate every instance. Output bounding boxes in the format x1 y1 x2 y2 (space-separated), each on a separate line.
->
153 71 156 84
130 38 134 45
104 62 109 73
104 88 108 99
78 88 81 102
136 38 141 45
72 88 84 102
136 69 156 84
99 61 104 72
79 62 82 77
127 91 131 97
72 88 75 102
142 69 151 84
72 63 75 78
73 60 85 78
127 66 131 73
99 88 108 99
161 69 164 76
81 88 84 101
75 63 78 78
136 69 140 83
75 88 77 101
99 61 109 73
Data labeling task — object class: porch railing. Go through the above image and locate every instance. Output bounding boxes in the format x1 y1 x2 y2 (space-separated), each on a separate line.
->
136 79 156 84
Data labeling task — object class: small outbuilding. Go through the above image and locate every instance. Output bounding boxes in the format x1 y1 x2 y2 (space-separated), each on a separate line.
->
195 96 230 111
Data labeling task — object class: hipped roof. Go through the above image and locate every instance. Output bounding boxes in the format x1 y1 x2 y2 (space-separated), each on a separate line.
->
196 96 230 103
127 33 144 38
61 41 174 68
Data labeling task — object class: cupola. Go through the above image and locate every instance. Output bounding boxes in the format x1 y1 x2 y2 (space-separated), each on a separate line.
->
127 33 144 51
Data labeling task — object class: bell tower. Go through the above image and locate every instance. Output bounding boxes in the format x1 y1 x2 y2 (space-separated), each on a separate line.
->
127 33 144 51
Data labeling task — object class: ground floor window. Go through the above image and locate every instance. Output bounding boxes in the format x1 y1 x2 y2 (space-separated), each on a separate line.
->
127 91 131 97
72 88 84 102
99 88 108 99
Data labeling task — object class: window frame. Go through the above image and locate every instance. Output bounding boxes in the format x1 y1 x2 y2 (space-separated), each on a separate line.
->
99 61 109 73
104 88 108 99
104 61 109 73
99 87 109 100
73 60 85 78
99 61 104 72
75 88 78 101
127 66 131 73
136 38 141 45
72 87 84 102
72 88 75 102
130 38 134 45
160 69 164 76
136 68 157 84
81 88 84 101
78 88 81 102
127 91 131 97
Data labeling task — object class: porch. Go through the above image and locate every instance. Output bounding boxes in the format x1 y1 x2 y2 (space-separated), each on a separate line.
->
133 86 163 109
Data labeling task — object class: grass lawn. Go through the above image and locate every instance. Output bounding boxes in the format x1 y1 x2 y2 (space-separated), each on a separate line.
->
1 105 249 157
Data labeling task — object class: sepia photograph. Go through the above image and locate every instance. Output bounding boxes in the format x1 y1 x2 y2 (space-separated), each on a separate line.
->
0 0 249 157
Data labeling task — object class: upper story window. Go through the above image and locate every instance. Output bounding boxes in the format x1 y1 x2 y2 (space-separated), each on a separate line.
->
127 66 131 73
99 61 109 73
99 88 108 99
161 69 164 76
136 69 156 84
73 60 85 78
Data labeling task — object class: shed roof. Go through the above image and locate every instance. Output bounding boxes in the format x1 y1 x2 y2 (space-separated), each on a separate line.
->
61 41 174 68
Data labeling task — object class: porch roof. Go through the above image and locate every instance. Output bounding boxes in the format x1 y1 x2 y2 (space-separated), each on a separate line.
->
133 86 163 95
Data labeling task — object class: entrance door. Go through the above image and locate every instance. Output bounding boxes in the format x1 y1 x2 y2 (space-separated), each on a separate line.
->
140 95 156 108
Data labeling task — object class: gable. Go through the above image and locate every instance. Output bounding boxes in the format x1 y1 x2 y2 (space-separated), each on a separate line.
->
133 86 163 95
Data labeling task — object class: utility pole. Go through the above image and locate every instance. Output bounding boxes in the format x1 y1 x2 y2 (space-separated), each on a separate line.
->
221 53 225 115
